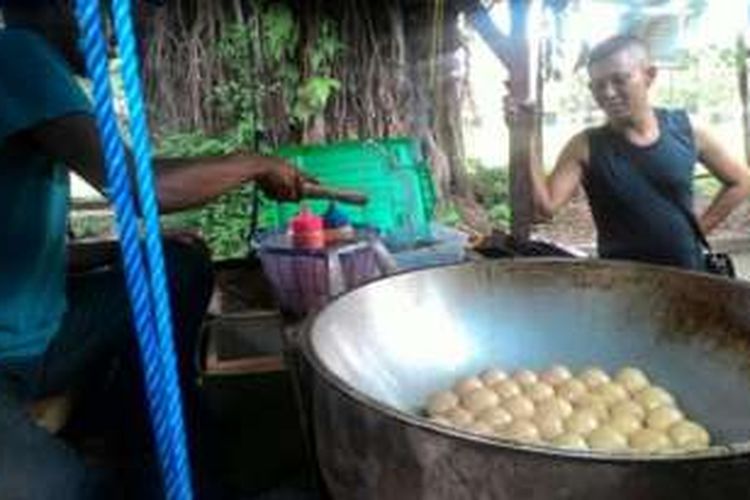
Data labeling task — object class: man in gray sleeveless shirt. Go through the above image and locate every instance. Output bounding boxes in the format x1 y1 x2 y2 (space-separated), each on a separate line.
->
507 35 750 271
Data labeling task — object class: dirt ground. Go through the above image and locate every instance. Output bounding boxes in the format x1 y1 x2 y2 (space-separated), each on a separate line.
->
532 190 750 249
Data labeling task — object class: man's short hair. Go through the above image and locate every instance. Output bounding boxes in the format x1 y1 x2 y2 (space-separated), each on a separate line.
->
587 35 651 68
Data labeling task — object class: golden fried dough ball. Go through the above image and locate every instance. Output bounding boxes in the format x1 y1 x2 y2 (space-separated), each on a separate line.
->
493 379 522 400
540 365 573 386
426 390 459 416
503 395 536 419
615 367 650 394
512 369 539 387
564 408 600 435
556 378 588 403
575 394 609 421
536 397 574 420
535 413 565 441
524 382 556 402
669 421 710 451
579 367 611 389
461 388 500 414
646 406 684 431
610 400 646 421
635 386 676 411
480 367 509 387
608 413 642 436
629 428 671 452
445 407 474 428
593 382 629 406
453 376 484 396
501 419 541 443
476 406 513 430
587 425 629 452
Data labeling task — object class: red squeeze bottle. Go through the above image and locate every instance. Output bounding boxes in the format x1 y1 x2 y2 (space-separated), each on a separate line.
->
290 207 325 249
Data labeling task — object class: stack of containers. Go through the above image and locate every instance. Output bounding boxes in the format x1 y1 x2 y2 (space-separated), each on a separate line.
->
268 138 436 248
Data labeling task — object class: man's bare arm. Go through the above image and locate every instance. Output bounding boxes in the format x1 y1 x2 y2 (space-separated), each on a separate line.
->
504 97 587 222
693 124 750 234
529 131 588 221
20 113 309 213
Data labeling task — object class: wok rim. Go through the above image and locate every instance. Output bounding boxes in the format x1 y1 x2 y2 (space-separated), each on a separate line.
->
303 258 750 463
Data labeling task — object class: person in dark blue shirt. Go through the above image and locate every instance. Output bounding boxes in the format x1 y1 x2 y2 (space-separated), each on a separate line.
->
507 35 750 271
0 1 313 498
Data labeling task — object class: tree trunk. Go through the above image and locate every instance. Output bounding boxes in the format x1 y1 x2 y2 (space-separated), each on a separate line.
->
403 0 471 201
435 2 472 199
507 0 537 242
464 0 539 239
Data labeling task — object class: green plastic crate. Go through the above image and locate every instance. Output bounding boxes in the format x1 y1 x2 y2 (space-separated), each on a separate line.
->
264 138 436 246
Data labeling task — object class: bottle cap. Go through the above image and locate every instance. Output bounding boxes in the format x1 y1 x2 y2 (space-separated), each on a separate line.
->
323 202 351 229
291 206 323 233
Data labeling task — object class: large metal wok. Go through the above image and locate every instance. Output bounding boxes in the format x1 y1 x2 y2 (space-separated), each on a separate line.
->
303 259 750 499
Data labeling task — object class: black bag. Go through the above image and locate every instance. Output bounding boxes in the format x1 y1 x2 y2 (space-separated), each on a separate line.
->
703 247 736 278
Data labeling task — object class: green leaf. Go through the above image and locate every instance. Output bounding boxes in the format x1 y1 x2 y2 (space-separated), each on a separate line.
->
292 76 341 123
262 4 298 62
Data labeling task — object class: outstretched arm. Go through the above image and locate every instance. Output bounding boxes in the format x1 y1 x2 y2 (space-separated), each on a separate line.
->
20 113 310 213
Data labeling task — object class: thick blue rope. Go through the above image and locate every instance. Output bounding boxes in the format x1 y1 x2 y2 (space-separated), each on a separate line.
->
109 1 192 496
73 1 193 499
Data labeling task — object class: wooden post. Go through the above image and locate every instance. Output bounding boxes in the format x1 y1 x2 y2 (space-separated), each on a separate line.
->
507 0 535 241
737 34 750 166
464 0 538 241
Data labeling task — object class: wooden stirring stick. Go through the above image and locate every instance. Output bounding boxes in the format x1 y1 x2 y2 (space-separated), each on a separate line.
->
302 182 369 205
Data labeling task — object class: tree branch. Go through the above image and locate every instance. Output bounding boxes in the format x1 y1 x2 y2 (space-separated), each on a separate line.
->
461 0 515 70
